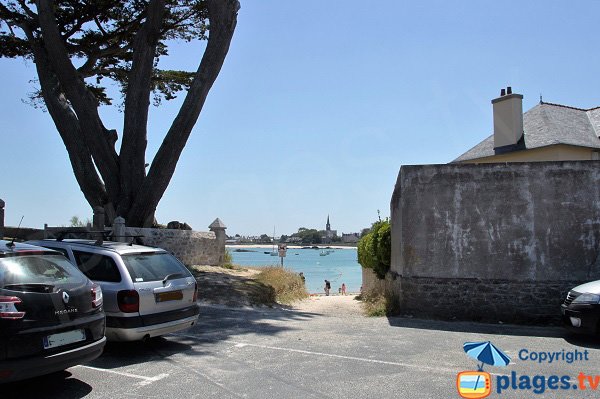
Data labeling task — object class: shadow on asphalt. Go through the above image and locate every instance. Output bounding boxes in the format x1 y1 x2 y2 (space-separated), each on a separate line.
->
563 334 600 349
387 315 567 338
90 336 199 369
1 371 92 399
90 304 318 370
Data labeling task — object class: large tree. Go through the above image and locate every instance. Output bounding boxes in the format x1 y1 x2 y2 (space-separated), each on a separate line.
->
0 0 239 226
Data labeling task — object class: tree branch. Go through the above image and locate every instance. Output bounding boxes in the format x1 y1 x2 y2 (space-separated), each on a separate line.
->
36 0 120 207
127 0 240 226
22 20 108 211
118 0 166 217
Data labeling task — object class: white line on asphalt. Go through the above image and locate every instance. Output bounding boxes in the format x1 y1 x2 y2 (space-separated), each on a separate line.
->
228 341 457 373
74 365 169 386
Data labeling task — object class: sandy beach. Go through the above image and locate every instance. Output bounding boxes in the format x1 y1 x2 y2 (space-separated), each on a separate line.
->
291 294 363 316
226 244 356 250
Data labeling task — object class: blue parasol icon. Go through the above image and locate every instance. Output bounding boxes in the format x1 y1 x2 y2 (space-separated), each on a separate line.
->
463 341 511 371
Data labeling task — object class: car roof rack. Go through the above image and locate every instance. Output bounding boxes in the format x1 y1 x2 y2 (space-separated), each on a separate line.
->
50 229 111 242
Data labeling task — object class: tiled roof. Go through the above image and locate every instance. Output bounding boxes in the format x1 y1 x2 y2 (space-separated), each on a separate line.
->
453 102 600 162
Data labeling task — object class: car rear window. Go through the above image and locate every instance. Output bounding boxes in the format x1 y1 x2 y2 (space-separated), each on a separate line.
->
0 254 86 287
121 252 190 282
72 251 122 282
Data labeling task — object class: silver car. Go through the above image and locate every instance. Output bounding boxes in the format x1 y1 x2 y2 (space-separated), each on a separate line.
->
27 240 199 341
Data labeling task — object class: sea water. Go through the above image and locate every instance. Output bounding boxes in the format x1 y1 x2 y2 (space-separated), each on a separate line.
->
227 246 362 294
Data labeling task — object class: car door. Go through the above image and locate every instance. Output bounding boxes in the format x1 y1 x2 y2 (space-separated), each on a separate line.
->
70 250 123 315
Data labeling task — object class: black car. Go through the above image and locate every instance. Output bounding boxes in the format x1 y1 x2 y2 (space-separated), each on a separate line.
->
0 240 106 383
561 280 600 335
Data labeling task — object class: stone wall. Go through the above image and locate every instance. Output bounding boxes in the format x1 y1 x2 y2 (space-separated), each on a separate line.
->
123 227 221 266
383 161 600 324
362 267 397 296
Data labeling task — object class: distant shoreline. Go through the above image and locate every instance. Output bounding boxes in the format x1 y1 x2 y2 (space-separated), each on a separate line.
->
226 244 357 250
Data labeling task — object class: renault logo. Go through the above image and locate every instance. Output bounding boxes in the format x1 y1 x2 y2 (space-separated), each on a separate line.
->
62 291 70 304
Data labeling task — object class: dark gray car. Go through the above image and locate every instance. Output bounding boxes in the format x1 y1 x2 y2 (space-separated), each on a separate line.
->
0 240 106 383
561 280 600 335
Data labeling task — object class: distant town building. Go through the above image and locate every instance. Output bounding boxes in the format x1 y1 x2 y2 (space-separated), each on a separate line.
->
342 233 360 244
323 215 338 243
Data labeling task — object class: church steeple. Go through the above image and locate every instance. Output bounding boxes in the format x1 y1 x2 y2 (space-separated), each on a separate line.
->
326 215 331 231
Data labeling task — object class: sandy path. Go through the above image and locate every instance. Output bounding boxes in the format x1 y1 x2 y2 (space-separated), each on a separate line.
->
291 294 363 316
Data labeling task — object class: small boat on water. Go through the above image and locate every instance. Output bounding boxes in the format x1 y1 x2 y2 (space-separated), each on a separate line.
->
319 249 334 256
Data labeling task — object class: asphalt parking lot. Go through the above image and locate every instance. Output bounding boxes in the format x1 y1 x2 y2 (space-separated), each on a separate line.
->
3 303 600 398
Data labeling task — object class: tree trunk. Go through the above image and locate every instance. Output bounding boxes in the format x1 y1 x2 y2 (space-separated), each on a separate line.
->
18 0 241 228
119 0 166 217
126 0 240 227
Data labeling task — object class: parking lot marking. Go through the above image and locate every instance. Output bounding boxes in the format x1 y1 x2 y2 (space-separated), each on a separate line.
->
229 341 457 374
74 365 169 386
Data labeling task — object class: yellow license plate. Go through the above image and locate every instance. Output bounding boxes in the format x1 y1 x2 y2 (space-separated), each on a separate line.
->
155 291 183 302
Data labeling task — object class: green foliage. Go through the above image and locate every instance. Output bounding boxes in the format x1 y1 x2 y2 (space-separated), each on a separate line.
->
357 219 391 279
290 228 322 244
0 0 209 106
359 289 400 317
69 215 90 227
259 234 272 244
222 249 234 268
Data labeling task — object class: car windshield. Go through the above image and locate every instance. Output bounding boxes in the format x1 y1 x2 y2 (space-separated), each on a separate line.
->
0 254 86 287
121 252 190 283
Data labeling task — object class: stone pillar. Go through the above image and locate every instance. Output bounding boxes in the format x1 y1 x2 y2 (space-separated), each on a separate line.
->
0 198 4 238
209 218 227 265
93 206 105 243
113 216 126 242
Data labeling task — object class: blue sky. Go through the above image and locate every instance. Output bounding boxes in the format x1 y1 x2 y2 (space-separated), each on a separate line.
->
1 1 599 236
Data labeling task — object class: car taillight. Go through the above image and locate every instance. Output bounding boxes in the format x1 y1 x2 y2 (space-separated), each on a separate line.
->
0 370 14 379
0 296 25 319
193 282 198 302
91 284 103 308
117 290 139 313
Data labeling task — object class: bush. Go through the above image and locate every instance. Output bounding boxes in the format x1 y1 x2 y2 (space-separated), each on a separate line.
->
359 289 400 317
254 267 308 305
357 219 391 279
222 249 234 268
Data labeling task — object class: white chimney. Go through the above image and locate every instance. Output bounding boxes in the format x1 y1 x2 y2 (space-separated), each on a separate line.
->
492 87 524 148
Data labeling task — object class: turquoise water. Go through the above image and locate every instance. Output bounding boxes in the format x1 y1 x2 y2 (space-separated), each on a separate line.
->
227 246 362 294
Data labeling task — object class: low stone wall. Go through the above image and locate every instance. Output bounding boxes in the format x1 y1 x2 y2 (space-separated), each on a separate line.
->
399 276 580 324
124 227 221 266
362 267 397 295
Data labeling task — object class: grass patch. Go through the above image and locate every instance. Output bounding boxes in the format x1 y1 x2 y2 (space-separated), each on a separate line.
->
254 267 309 305
359 290 400 317
220 263 245 271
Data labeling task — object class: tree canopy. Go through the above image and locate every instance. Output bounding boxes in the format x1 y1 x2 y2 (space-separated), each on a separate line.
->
0 0 240 226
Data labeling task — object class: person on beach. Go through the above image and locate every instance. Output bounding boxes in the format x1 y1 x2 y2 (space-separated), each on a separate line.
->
299 272 305 285
324 280 331 296
341 283 346 295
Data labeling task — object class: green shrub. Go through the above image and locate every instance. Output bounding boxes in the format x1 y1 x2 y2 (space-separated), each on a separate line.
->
359 289 400 317
222 249 234 267
357 219 391 279
255 267 309 305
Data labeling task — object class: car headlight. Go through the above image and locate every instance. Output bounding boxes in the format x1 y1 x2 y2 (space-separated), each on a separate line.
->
572 293 600 304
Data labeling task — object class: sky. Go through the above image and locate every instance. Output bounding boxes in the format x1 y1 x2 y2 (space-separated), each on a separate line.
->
1 1 600 237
